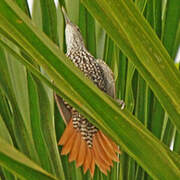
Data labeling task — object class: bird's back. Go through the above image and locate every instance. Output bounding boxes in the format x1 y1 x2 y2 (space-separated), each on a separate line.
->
67 48 107 92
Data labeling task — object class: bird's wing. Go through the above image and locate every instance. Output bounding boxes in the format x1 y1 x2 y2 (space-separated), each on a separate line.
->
54 93 72 125
96 59 116 98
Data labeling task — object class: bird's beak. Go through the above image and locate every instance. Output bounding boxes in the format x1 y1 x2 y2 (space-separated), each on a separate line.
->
62 6 71 24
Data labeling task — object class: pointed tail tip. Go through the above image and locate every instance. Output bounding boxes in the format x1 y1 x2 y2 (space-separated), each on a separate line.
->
58 120 120 177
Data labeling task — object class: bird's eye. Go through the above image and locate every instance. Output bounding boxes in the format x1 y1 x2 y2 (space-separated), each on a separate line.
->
76 26 80 31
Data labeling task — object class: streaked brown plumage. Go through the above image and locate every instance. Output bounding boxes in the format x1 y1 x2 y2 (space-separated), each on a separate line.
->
56 7 124 177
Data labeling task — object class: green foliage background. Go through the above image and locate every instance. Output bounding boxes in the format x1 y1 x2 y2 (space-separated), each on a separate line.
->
0 0 179 179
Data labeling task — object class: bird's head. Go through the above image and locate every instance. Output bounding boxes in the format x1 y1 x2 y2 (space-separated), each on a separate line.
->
62 7 85 52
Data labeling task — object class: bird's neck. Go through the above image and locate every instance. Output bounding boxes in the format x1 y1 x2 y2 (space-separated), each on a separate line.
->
66 41 87 56
65 33 85 54
66 42 84 54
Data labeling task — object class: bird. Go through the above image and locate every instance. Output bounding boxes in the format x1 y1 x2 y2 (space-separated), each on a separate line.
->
56 7 125 177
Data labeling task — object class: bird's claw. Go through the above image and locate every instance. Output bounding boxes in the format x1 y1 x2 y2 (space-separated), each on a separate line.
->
116 99 125 110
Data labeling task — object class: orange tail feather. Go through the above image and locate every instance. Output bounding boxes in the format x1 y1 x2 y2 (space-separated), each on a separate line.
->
68 132 81 162
83 147 92 173
93 146 109 175
90 151 95 177
93 134 113 167
61 128 76 155
96 132 113 167
58 120 74 145
76 138 87 167
58 119 120 177
99 131 119 162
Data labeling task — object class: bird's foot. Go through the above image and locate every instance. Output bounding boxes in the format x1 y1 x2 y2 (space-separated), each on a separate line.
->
116 99 125 110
